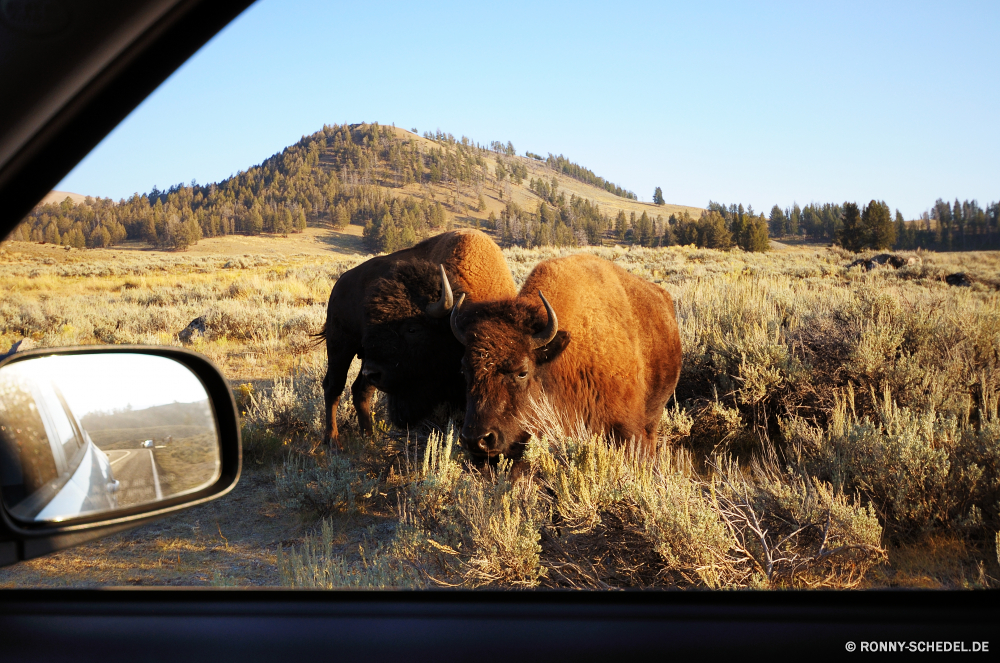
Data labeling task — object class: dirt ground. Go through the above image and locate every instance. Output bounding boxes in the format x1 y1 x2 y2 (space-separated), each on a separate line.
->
0 466 399 587
0 471 285 587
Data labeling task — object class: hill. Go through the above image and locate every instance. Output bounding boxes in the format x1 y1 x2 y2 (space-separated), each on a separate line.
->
81 399 214 432
11 123 703 253
39 191 88 206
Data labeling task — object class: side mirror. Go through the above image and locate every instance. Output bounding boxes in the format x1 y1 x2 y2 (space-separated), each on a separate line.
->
0 346 240 566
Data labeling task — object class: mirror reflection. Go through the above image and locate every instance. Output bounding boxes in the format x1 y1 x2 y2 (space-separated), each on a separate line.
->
0 353 220 523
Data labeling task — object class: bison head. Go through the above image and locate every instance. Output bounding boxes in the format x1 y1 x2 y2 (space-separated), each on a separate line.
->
361 260 465 426
450 290 571 459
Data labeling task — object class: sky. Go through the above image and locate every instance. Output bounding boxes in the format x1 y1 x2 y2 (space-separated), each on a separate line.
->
6 354 211 416
57 0 999 219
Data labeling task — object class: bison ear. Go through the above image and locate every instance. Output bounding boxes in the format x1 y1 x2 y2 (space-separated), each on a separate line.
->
533 330 570 365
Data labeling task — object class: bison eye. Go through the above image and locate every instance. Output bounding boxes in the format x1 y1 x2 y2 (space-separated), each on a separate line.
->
517 371 528 379
405 326 417 334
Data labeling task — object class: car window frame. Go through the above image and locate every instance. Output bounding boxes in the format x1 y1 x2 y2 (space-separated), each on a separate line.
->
0 2 996 657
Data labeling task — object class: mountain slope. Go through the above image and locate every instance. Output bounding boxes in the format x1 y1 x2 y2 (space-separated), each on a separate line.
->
39 191 88 206
14 123 703 252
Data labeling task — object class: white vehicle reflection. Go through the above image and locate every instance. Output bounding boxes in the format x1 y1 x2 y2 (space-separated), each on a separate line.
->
0 375 118 522
0 353 221 523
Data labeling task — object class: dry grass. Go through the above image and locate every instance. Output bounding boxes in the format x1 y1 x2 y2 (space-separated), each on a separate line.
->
1 236 998 589
0 241 365 381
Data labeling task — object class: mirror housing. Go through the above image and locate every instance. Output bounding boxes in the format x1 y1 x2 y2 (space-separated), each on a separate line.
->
0 346 241 566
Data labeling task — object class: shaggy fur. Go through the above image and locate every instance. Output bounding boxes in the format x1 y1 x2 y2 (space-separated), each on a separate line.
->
321 229 516 448
362 259 466 428
453 253 682 459
365 260 456 325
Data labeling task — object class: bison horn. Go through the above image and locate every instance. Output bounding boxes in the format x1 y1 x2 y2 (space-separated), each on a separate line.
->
426 264 454 318
530 291 559 349
450 293 468 345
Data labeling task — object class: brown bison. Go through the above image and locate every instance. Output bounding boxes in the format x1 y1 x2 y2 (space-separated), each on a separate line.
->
448 253 682 460
321 229 516 448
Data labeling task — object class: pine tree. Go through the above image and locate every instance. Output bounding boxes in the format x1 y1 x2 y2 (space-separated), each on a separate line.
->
278 208 294 234
249 209 264 235
636 211 653 246
730 210 748 249
43 221 60 244
66 227 86 248
614 210 627 241
105 221 123 245
88 225 110 248
745 215 770 252
182 217 202 247
894 210 907 250
862 200 895 250
653 187 664 205
334 204 350 229
838 202 865 252
697 211 732 250
431 202 445 228
142 217 157 244
769 205 785 237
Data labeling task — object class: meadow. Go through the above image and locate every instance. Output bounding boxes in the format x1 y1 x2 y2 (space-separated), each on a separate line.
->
0 236 998 589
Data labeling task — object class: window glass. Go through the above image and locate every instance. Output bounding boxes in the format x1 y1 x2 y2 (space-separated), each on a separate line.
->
1 1 998 590
34 382 82 471
0 374 56 504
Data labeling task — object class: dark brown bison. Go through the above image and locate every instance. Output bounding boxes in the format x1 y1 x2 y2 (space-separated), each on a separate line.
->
321 229 516 448
449 253 682 460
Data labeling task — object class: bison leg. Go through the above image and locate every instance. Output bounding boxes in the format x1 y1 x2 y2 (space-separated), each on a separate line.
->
351 372 377 436
323 346 357 450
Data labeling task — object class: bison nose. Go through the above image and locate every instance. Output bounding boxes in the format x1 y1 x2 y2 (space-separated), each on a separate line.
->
461 431 497 455
361 364 382 385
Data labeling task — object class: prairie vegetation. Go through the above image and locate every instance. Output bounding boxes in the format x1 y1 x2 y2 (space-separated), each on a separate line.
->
0 237 998 589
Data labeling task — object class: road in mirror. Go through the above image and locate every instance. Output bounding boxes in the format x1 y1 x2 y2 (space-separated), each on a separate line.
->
0 353 220 523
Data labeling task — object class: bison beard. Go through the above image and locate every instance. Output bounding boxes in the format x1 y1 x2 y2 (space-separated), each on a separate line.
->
449 253 682 461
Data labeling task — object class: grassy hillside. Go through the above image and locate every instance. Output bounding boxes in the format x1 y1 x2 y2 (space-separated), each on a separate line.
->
374 127 702 228
15 123 702 252
39 191 87 206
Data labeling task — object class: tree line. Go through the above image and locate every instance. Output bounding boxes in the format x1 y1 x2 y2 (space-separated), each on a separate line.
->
544 154 637 200
483 189 769 252
898 198 1000 251
14 120 771 255
766 197 1000 252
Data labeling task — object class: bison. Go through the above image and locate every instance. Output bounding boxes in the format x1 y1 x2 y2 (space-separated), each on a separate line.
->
321 229 516 448
448 253 682 460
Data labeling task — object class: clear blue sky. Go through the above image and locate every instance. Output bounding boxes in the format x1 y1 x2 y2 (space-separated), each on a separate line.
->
58 0 999 219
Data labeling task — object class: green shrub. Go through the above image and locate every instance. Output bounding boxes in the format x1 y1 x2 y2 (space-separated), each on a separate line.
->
785 386 1000 536
279 519 428 589
275 453 378 516
525 431 883 588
